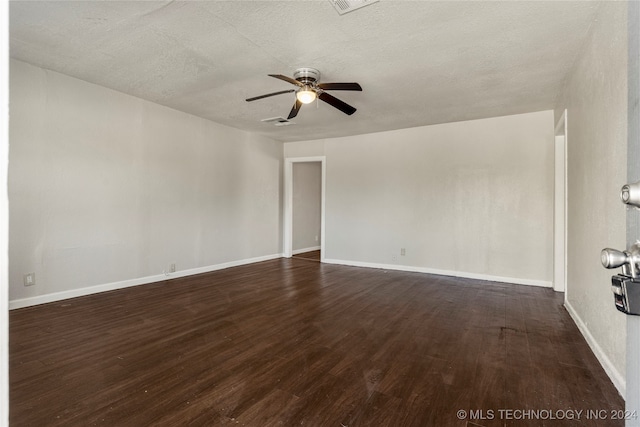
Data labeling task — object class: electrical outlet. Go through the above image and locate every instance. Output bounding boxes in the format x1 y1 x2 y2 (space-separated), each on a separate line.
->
400 248 406 256
315 235 318 242
23 272 35 286
170 263 176 273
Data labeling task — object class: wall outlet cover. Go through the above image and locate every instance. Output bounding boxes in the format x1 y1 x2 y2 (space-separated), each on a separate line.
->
23 272 35 286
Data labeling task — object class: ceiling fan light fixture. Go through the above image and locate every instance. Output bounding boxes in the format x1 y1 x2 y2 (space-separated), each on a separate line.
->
247 69 360 118
296 86 317 104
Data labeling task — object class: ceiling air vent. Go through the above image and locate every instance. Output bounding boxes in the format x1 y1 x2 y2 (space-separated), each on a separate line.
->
261 117 296 127
330 0 379 15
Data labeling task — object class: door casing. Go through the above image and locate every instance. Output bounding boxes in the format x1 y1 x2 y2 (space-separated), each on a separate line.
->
283 156 326 261
627 1 640 424
554 110 568 295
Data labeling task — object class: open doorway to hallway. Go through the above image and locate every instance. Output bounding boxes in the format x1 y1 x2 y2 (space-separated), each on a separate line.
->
283 157 326 262
291 162 322 262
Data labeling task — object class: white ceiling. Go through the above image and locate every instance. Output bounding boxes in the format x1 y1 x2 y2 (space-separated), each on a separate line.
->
10 1 601 143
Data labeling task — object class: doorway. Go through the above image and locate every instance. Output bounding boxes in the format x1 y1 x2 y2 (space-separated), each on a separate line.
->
291 162 322 261
283 157 326 262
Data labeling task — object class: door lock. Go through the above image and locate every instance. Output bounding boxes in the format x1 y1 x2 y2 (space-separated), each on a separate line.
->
602 242 640 315
609 275 640 315
621 181 640 208
602 181 640 315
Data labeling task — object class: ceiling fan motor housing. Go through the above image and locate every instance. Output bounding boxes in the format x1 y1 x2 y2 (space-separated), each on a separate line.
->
294 67 320 85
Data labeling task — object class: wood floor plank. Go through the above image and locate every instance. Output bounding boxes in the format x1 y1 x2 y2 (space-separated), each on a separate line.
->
10 258 624 426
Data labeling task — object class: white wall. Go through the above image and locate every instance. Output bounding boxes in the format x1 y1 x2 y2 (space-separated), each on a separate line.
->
9 59 283 306
285 110 554 286
292 162 321 252
554 2 628 395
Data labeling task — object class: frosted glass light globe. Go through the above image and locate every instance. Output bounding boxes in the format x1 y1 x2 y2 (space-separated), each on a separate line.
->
296 88 316 104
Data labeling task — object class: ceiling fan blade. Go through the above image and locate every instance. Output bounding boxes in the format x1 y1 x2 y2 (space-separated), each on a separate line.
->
318 92 357 116
287 99 303 120
317 82 362 91
268 74 303 87
246 89 295 102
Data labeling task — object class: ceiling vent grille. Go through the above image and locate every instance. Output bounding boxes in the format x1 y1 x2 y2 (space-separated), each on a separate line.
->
330 0 379 15
261 117 296 127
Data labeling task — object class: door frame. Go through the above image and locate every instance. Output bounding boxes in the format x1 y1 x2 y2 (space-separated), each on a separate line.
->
1 2 9 423
626 1 640 423
554 109 568 295
283 156 326 261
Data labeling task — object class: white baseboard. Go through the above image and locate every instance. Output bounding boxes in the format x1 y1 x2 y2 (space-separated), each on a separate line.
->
564 300 625 398
292 246 321 255
322 258 552 288
9 253 283 310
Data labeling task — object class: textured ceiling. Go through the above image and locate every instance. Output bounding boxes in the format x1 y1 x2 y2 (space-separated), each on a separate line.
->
10 1 601 143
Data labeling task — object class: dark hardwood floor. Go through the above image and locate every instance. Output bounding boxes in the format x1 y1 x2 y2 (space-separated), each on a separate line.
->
10 258 624 426
291 250 321 262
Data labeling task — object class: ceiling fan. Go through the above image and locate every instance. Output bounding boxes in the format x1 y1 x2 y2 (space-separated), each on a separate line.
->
246 67 362 120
